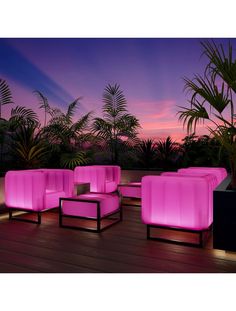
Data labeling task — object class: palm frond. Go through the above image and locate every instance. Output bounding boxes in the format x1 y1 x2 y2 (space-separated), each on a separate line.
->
71 111 92 133
0 79 13 106
202 40 236 93
9 106 39 128
92 117 112 139
65 97 82 123
178 101 209 133
183 74 231 114
0 79 14 117
34 90 50 112
60 151 90 169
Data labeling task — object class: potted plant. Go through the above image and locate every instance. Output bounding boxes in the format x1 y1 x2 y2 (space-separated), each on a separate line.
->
178 40 236 251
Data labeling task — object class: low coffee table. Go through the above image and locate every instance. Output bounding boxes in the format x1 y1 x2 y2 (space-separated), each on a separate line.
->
59 192 122 232
118 182 141 206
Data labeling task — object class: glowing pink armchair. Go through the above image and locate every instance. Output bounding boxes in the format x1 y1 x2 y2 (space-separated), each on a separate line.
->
74 165 121 193
161 172 217 225
142 175 213 247
178 167 227 185
5 169 74 224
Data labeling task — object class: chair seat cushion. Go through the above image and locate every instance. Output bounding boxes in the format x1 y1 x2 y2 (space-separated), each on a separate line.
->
61 193 120 218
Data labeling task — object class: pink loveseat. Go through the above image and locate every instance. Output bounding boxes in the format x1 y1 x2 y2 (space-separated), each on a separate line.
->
74 165 121 193
142 175 213 247
5 169 74 223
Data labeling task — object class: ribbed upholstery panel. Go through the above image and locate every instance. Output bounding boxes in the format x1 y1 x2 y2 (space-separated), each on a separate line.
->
141 175 211 230
5 171 45 211
178 167 227 185
161 172 216 224
74 166 106 192
92 165 121 186
41 169 74 196
104 166 121 184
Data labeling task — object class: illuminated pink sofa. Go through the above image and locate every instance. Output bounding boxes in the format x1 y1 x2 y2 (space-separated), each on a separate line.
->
74 165 121 193
142 175 213 247
5 169 74 224
178 167 227 185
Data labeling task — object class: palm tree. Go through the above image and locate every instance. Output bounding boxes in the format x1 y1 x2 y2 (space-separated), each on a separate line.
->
39 94 94 168
0 79 14 118
135 139 157 168
178 40 236 187
156 136 182 170
92 84 140 164
0 106 40 170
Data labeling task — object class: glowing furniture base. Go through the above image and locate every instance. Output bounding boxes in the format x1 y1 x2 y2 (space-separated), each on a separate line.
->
142 175 213 247
59 192 122 232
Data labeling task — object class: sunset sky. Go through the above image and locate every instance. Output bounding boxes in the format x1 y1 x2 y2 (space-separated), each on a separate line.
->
0 38 234 141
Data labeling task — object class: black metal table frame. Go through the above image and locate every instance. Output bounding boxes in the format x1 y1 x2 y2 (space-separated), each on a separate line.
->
59 195 122 233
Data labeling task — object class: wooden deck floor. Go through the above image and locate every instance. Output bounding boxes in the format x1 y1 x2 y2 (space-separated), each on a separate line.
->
0 203 236 273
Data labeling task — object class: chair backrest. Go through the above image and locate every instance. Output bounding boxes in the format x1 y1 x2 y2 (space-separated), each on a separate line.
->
161 171 217 224
39 169 74 196
5 170 46 211
141 175 211 230
92 165 121 184
74 166 106 192
178 167 227 185
74 165 121 193
27 168 74 196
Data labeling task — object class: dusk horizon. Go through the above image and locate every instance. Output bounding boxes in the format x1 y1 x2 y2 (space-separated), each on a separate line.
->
1 37 235 141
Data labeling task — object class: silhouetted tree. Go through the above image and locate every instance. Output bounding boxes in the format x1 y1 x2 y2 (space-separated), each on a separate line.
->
135 139 157 168
156 136 182 170
92 84 140 164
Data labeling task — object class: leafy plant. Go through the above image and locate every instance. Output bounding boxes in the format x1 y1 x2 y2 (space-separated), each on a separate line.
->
178 40 236 187
9 124 49 168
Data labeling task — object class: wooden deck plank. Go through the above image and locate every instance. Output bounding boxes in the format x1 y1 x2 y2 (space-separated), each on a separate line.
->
0 206 236 272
